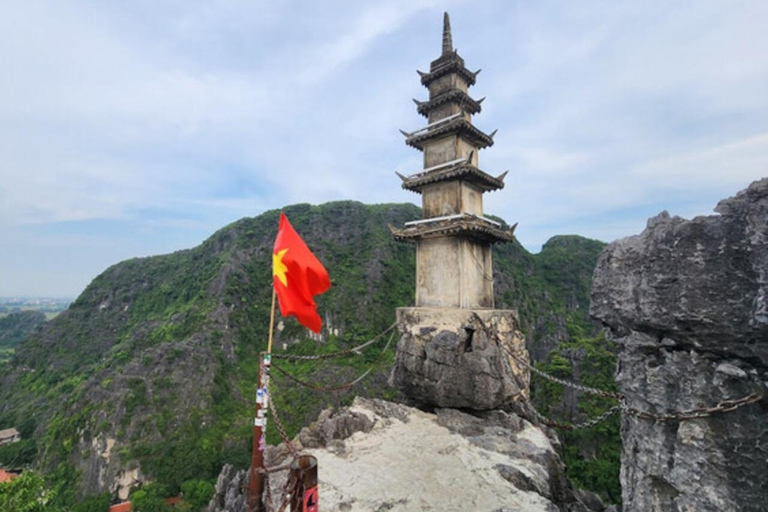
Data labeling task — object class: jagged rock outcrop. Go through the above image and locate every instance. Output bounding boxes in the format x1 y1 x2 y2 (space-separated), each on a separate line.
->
208 464 247 512
591 178 768 512
209 397 608 512
389 308 529 410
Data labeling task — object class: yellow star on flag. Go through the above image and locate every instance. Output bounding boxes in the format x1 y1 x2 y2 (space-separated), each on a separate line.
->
273 248 289 287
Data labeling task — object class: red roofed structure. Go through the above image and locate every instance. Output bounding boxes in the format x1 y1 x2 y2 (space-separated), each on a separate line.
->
0 468 19 483
109 502 132 512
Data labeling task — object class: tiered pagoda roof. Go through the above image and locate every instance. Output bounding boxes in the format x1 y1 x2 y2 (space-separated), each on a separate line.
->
401 12 497 154
397 156 507 193
389 214 515 244
414 90 484 117
417 15 480 87
394 12 513 248
391 12 517 309
403 115 496 151
417 58 479 87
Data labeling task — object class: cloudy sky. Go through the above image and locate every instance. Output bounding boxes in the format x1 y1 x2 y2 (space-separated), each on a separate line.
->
1 0 766 297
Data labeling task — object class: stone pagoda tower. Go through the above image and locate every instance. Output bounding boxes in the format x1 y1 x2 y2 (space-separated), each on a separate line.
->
390 12 514 309
390 14 529 411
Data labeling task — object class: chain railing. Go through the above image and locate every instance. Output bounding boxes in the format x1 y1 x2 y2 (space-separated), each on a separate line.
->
271 330 396 392
263 469 299 512
470 312 764 429
271 322 397 361
258 311 763 511
526 360 624 400
253 399 304 512
621 391 764 422
254 324 399 510
248 311 766 512
530 402 623 431
269 398 300 459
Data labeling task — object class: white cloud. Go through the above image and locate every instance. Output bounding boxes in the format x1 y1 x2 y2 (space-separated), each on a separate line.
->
1 0 767 295
631 133 768 190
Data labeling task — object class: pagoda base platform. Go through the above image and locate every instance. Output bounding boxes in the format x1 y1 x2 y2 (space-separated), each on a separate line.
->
389 307 530 411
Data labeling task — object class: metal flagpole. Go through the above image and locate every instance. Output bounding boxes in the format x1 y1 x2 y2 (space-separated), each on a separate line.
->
249 288 277 512
267 287 277 354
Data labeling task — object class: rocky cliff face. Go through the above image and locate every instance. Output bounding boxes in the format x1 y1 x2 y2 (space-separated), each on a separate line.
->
208 397 612 512
591 178 768 512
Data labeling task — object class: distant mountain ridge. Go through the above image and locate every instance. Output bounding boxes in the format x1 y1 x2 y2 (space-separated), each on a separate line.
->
0 201 605 504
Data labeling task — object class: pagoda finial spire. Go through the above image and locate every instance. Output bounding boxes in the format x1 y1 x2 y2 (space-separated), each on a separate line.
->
442 12 453 55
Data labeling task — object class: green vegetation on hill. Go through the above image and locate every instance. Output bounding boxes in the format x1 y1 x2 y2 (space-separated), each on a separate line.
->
0 310 48 380
0 310 46 349
533 325 621 504
0 201 612 507
495 234 606 358
0 470 62 512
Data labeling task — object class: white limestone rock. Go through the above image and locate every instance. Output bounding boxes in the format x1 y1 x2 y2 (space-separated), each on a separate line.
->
209 397 605 512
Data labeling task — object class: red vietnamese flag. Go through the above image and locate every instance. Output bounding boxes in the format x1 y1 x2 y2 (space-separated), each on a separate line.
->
272 213 331 333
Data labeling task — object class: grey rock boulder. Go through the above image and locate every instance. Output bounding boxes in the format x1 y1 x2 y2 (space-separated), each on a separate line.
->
389 307 530 411
591 178 768 512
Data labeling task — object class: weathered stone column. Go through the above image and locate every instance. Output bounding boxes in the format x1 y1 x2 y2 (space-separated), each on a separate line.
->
591 178 768 512
389 307 529 410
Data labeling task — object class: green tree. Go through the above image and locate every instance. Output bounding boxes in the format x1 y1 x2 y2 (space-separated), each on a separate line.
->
0 439 37 467
0 470 61 512
533 332 621 505
130 483 170 512
180 479 215 510
71 492 110 512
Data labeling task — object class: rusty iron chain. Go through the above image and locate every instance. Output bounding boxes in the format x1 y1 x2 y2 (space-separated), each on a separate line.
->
271 330 396 392
271 322 397 361
255 324 395 510
525 359 624 400
268 398 300 459
530 402 623 431
532 387 764 431
263 472 274 512
468 247 494 282
260 402 303 511
261 456 303 512
271 362 357 392
470 312 624 400
257 462 293 475
471 312 764 428
279 473 300 512
621 391 764 422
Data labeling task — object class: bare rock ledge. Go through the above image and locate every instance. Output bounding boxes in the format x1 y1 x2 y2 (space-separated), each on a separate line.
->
209 397 609 512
